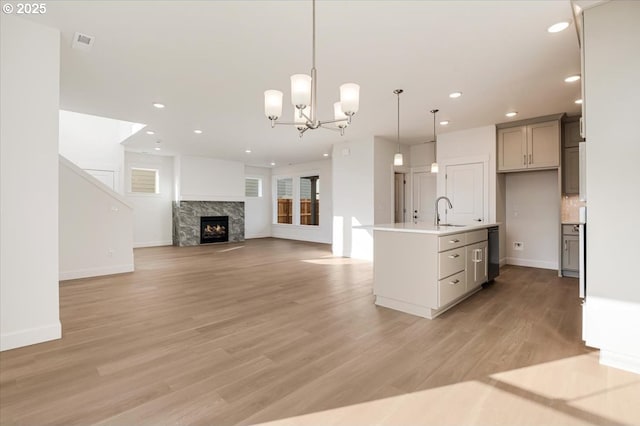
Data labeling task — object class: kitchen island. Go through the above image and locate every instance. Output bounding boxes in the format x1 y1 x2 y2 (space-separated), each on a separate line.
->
374 222 499 319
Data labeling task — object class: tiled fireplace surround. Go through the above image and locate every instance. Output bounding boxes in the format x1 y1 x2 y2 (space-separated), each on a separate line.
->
172 201 244 246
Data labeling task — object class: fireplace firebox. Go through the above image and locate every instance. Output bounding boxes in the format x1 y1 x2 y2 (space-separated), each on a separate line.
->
200 216 229 244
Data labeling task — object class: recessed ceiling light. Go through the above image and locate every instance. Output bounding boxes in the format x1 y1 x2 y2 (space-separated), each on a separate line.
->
440 120 450 126
270 162 276 166
449 92 462 99
323 153 329 157
152 102 165 109
575 99 583 104
194 130 203 134
506 111 518 118
154 147 161 151
245 149 252 154
564 75 581 83
146 130 155 135
548 22 569 33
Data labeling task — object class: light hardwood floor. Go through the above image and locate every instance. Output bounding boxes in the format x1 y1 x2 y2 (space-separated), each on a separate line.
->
0 238 637 425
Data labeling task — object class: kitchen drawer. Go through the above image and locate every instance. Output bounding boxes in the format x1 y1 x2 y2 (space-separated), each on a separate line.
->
438 233 467 252
439 270 466 307
562 224 579 236
438 247 465 279
466 229 488 245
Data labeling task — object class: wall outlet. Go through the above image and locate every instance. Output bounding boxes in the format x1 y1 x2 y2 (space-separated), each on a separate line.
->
513 241 524 251
107 249 114 257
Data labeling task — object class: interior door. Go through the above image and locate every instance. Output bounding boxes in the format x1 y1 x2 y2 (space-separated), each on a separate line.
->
412 171 436 223
445 163 484 224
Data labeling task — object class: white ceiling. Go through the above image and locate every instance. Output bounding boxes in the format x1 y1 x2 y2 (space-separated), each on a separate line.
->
27 0 581 167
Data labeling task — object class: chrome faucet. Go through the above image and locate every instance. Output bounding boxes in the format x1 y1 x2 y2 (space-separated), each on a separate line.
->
434 196 453 226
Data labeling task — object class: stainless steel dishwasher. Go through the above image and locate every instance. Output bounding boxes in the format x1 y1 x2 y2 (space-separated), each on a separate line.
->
487 226 499 282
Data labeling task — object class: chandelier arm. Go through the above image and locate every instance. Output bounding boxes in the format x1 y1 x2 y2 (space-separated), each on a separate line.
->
299 109 313 123
318 118 349 126
319 124 342 132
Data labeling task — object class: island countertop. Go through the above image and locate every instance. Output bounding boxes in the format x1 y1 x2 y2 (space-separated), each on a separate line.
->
372 221 500 236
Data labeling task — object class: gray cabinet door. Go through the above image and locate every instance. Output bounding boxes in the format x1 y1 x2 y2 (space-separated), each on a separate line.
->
527 121 560 169
562 235 580 271
564 147 580 194
498 126 527 171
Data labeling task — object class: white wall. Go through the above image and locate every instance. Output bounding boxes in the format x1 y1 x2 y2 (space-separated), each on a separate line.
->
332 138 375 259
1 16 61 351
125 152 174 247
505 170 560 270
59 157 134 280
175 155 244 202
59 110 138 194
582 1 640 373
410 142 435 167
272 160 332 244
245 166 272 239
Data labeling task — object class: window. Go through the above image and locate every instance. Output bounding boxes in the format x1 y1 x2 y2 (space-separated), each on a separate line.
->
130 168 158 194
245 177 262 197
300 175 319 226
276 177 293 224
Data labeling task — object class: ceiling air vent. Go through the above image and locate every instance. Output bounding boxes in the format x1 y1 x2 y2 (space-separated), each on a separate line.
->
71 32 95 52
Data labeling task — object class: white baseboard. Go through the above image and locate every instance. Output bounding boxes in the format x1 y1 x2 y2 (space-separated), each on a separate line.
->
1 322 61 351
245 233 272 239
583 296 640 375
133 241 172 248
600 350 640 375
59 264 134 281
499 257 507 267
505 257 558 270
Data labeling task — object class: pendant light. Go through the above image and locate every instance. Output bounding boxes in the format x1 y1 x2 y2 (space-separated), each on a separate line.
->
393 89 404 166
430 109 439 173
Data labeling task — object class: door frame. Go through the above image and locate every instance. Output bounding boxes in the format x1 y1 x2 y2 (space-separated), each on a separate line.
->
410 166 431 222
437 155 490 224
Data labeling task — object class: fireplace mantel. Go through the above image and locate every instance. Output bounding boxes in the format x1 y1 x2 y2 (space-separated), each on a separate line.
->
172 201 244 246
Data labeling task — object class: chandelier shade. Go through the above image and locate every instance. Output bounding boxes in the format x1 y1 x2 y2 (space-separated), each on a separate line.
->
339 83 360 116
264 90 283 120
290 74 312 108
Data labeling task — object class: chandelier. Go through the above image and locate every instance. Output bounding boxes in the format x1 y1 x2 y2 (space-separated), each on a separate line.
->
263 0 360 137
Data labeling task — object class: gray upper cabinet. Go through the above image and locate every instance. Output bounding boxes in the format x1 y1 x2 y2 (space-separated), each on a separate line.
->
562 116 584 194
563 119 584 148
498 117 561 173
564 147 580 194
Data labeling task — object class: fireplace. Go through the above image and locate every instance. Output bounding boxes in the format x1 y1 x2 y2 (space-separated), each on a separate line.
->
200 216 229 244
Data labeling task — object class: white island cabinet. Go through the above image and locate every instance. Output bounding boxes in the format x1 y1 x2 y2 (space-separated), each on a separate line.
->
373 222 497 319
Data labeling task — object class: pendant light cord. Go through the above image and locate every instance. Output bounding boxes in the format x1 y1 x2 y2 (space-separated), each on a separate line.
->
397 92 400 150
312 0 316 70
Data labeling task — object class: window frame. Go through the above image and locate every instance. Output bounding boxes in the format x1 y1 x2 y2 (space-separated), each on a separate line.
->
272 171 322 227
129 167 160 195
245 176 263 198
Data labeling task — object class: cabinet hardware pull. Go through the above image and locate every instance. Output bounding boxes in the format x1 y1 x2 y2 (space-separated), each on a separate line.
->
524 154 527 165
564 241 567 251
449 239 460 243
448 254 460 258
450 279 460 285
529 153 533 164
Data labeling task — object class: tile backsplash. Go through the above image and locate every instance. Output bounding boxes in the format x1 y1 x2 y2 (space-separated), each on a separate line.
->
561 195 585 223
